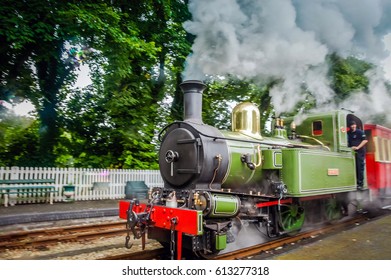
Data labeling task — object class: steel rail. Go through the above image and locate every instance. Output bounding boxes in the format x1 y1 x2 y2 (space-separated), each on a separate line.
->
213 215 369 260
0 221 127 249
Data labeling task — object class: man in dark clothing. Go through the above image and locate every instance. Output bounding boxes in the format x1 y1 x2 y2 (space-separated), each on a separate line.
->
347 121 368 189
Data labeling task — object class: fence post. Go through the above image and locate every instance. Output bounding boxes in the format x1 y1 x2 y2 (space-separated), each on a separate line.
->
10 166 19 179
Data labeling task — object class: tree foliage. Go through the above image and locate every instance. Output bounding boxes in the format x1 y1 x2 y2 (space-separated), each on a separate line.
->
1 2 389 169
328 54 373 101
0 111 40 166
0 0 190 168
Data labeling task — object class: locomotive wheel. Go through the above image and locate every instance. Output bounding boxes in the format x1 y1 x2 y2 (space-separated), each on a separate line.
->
278 203 305 235
324 197 343 222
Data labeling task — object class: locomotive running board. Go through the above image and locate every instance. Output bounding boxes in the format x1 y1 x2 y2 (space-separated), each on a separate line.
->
255 194 336 208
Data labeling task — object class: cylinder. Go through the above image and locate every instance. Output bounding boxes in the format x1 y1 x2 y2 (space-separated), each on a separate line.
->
196 192 241 218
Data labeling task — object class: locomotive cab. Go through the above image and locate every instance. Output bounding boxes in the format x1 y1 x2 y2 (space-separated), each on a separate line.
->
284 110 364 153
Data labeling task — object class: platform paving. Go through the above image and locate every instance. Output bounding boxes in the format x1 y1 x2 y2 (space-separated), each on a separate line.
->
0 200 121 226
269 214 391 260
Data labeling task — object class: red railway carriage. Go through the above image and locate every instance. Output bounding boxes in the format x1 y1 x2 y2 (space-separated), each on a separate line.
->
364 124 391 196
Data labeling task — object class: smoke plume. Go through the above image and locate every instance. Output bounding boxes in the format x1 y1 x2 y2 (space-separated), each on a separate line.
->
183 0 391 119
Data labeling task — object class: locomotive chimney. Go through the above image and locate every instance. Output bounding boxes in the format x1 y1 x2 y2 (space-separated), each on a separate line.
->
179 80 207 123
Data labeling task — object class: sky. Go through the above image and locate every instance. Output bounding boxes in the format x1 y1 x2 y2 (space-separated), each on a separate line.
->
7 64 92 116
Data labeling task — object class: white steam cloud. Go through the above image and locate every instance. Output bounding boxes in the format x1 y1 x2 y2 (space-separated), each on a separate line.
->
183 0 391 120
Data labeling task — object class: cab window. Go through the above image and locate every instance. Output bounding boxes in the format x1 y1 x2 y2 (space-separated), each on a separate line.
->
312 121 323 136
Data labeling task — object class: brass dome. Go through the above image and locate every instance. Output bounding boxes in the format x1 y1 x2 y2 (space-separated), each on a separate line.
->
232 102 262 139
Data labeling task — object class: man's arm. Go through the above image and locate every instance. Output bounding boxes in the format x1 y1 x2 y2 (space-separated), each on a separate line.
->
352 139 368 151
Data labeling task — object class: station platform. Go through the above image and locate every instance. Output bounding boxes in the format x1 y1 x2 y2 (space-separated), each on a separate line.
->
267 213 391 260
0 200 121 226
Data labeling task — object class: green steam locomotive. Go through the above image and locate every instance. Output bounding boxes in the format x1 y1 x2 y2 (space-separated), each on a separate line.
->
119 80 365 259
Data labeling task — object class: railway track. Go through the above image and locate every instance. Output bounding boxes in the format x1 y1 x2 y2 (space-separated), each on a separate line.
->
0 221 127 250
2 209 388 260
100 214 376 260
213 215 369 260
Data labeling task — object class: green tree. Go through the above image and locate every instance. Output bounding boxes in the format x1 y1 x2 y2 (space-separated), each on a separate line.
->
95 0 192 169
49 1 192 169
328 54 372 101
0 112 40 166
0 1 158 167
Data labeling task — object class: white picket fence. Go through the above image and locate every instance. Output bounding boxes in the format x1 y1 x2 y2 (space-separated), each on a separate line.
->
0 167 164 203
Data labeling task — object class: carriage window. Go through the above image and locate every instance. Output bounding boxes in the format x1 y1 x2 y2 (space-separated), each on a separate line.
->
379 138 385 161
381 138 388 162
377 137 384 162
388 140 391 162
385 139 390 162
312 121 323 136
373 135 391 162
365 130 375 153
374 137 381 162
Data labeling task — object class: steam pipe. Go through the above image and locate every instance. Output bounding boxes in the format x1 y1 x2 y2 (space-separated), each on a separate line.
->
179 80 207 123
